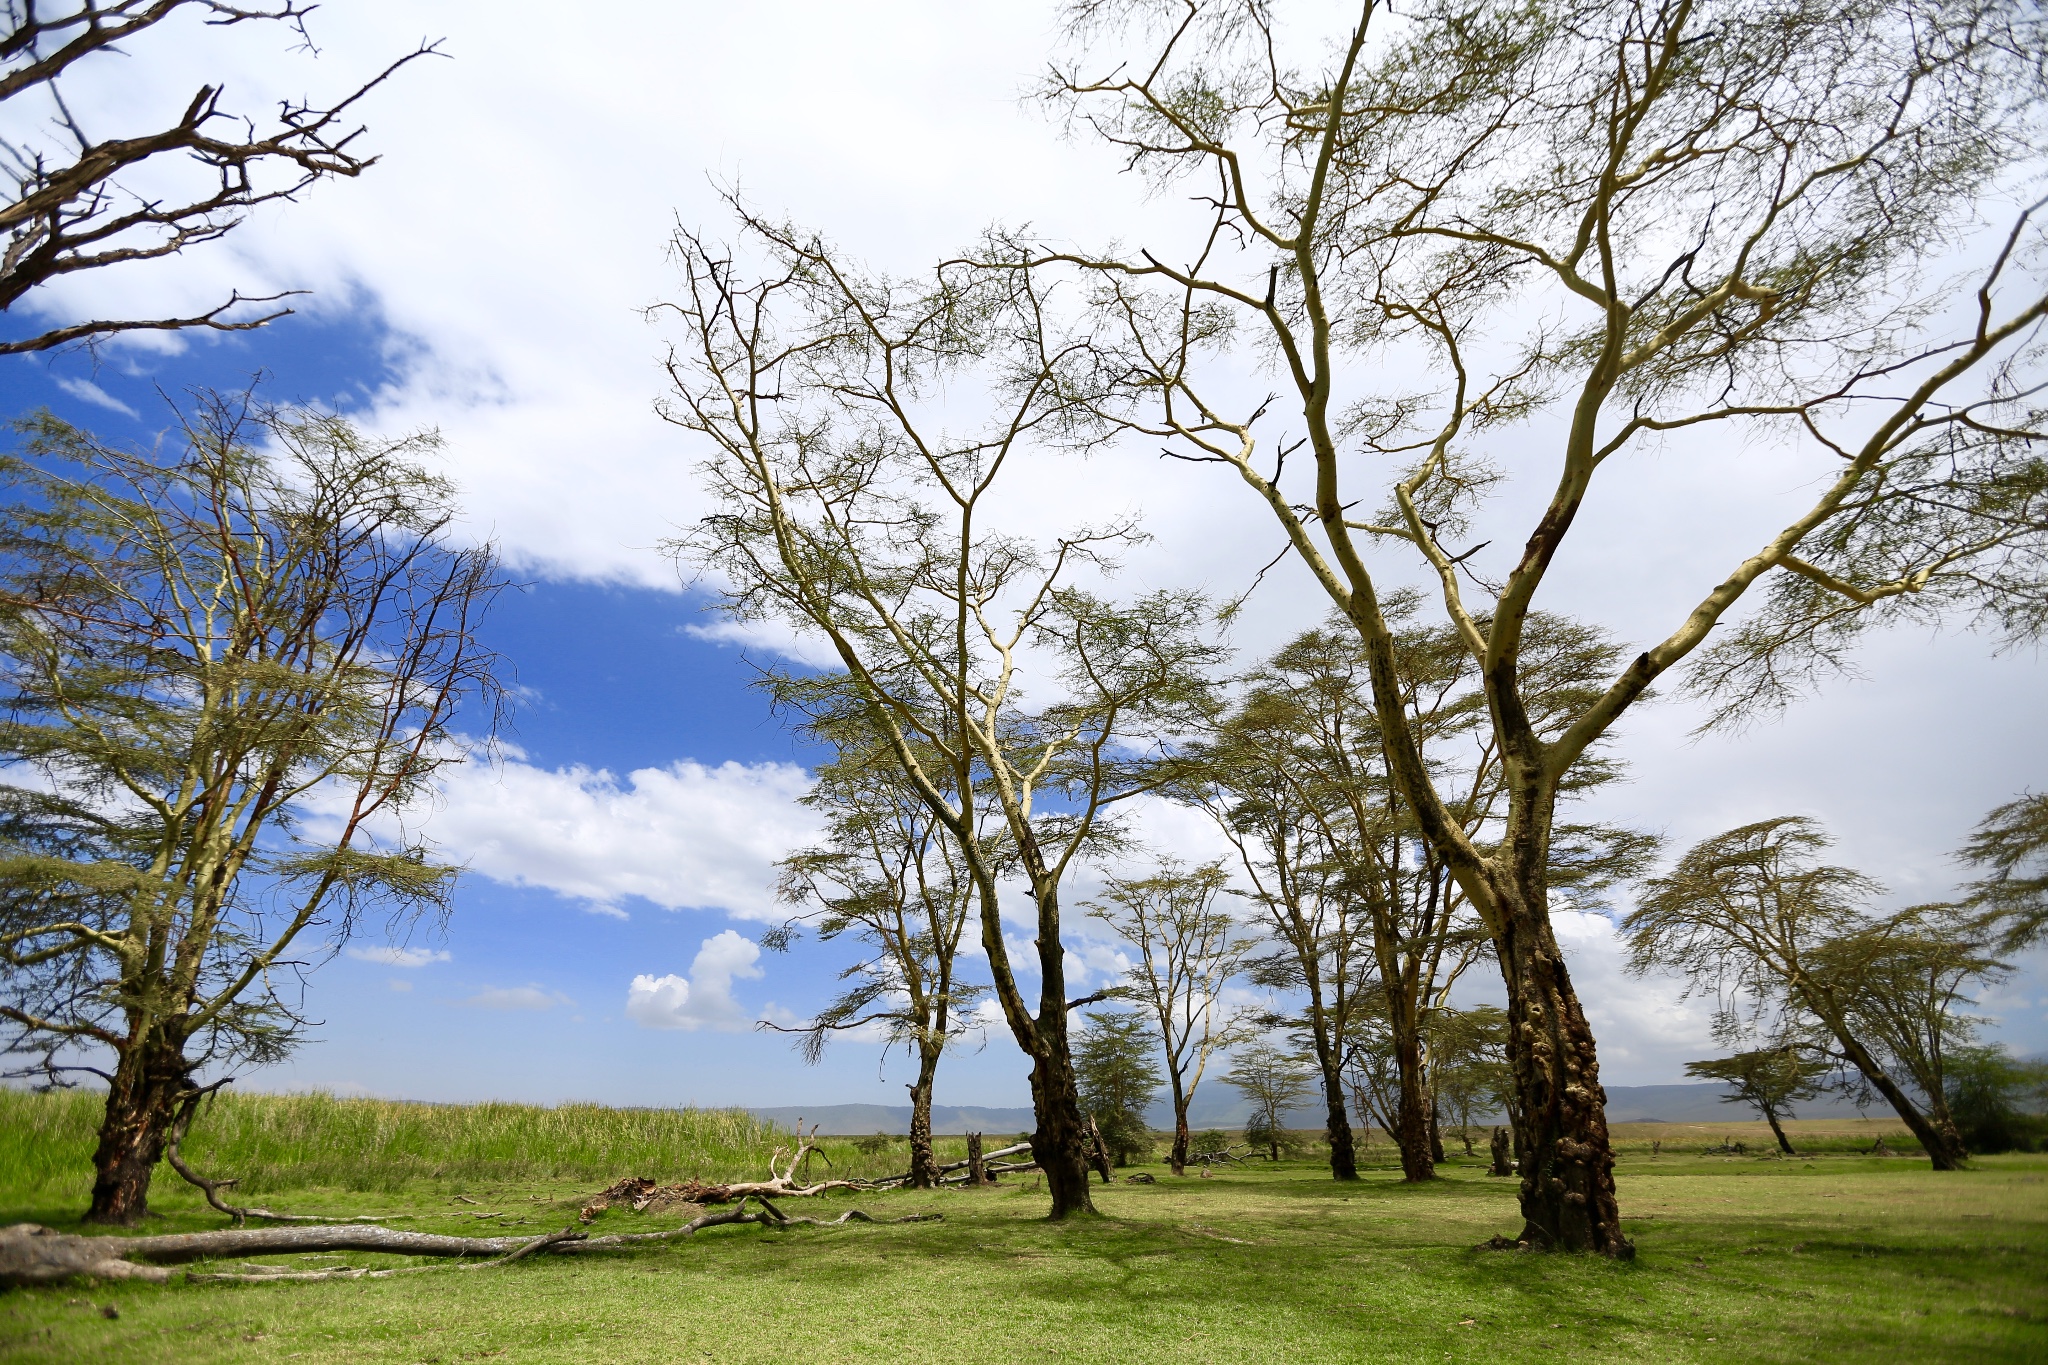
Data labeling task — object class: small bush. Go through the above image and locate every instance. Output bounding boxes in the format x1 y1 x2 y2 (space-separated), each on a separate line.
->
1191 1130 1230 1156
854 1131 896 1156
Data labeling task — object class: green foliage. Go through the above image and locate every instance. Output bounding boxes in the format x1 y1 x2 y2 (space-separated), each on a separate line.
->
1946 1046 2048 1155
1961 791 2048 952
1075 1011 1162 1165
854 1131 896 1156
1224 1040 1317 1160
1190 1129 1230 1157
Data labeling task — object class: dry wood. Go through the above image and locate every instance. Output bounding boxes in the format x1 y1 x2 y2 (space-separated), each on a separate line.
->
2 1190 946 1287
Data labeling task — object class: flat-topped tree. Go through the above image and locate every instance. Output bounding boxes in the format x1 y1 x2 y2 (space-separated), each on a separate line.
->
658 208 1226 1219
0 392 505 1223
1020 0 2048 1253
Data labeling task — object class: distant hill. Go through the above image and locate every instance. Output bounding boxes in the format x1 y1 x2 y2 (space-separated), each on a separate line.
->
752 1082 1879 1135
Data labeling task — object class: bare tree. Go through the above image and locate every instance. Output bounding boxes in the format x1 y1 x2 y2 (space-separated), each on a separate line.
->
1086 857 1249 1174
657 208 1227 1219
0 1 437 355
767 729 987 1190
0 390 505 1223
1625 817 2008 1169
1015 0 2048 1254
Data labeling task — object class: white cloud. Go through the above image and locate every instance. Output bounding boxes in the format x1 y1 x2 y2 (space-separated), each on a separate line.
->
459 984 569 1012
625 930 765 1032
53 376 139 417
416 755 818 920
347 945 451 968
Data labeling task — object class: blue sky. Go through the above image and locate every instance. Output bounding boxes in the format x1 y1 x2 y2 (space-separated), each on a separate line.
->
2 0 2044 1112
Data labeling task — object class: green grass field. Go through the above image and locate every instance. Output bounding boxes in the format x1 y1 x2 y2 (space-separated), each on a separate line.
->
2 1093 2044 1364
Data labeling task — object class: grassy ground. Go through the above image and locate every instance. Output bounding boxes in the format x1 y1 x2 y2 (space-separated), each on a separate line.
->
2 1098 2044 1364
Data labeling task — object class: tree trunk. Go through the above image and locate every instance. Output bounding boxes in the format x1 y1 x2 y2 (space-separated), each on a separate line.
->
1816 1022 1966 1170
1498 898 1631 1257
1169 1075 1191 1176
1318 1058 1359 1180
1028 1041 1097 1217
1761 1106 1796 1156
1084 1115 1114 1181
966 1132 987 1186
906 1057 941 1189
1307 1029 1359 1180
1488 1126 1513 1177
1428 1099 1446 1165
85 1037 187 1226
1390 1026 1436 1182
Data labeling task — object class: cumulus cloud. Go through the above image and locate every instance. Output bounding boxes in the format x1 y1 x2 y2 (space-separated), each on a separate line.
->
458 985 569 1012
347 945 451 968
414 755 818 920
625 929 766 1032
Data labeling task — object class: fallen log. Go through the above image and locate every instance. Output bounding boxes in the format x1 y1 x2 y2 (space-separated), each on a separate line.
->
1 1193 947 1287
871 1142 1032 1189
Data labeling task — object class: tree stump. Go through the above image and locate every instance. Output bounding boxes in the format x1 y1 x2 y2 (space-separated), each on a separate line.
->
1488 1126 1514 1178
966 1133 988 1187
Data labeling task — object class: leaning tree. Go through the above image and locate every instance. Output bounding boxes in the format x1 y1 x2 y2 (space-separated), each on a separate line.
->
1626 816 2009 1168
0 1 437 354
0 391 504 1223
1015 0 2048 1253
657 207 1226 1219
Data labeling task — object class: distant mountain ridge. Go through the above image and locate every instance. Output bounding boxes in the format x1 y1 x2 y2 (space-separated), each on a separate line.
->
750 1082 1876 1134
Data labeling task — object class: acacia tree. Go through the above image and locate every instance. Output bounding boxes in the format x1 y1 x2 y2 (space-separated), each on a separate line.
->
1073 1009 1163 1167
0 1 437 354
1224 1038 1314 1161
1683 1042 1829 1156
0 392 504 1223
1961 792 2048 950
767 735 986 1190
1085 857 1248 1174
1625 817 2008 1169
1021 0 2048 1253
1429 1004 1511 1157
1183 607 1646 1183
658 208 1225 1219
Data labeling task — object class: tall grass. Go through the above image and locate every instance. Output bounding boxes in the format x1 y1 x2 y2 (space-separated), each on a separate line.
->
0 1089 793 1197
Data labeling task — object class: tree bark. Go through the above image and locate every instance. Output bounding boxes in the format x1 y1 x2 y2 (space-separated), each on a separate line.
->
1762 1106 1796 1156
84 1035 188 1226
1168 1074 1191 1176
906 1059 940 1189
1304 1022 1359 1180
1498 898 1631 1256
1488 1127 1513 1177
966 1132 987 1187
1390 1026 1436 1182
1318 1058 1359 1180
1429 1100 1446 1166
1815 1022 1966 1169
1028 1039 1097 1215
